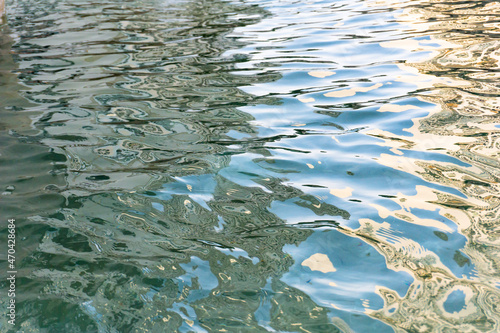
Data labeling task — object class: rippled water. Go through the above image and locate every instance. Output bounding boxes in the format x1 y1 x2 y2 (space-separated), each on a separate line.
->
1 0 500 331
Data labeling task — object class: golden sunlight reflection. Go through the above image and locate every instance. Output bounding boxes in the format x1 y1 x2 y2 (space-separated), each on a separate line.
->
359 0 500 329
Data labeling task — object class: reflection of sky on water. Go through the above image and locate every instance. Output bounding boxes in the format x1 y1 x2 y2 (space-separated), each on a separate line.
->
157 174 217 211
282 230 412 332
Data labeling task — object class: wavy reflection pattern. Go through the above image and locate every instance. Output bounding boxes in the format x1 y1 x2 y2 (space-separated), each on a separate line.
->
362 1 500 331
1 0 500 331
2 0 352 331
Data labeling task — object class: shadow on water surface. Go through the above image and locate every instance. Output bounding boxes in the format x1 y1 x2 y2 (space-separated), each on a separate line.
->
2 0 359 331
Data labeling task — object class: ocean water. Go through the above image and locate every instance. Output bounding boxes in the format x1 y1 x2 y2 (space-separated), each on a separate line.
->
1 0 499 332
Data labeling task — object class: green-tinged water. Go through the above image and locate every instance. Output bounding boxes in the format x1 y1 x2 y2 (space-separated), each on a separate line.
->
1 0 499 331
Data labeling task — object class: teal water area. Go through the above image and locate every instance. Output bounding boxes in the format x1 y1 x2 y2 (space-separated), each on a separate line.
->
1 0 500 332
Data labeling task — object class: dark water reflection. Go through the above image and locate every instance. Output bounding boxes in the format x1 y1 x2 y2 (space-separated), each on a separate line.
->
1 0 500 332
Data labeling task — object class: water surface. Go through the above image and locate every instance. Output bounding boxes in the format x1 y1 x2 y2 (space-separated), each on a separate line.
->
1 0 500 332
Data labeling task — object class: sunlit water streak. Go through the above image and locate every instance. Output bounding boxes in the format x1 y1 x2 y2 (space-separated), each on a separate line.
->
0 0 499 332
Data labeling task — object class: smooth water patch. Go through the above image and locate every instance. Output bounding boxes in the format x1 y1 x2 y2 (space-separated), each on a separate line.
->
443 289 466 314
